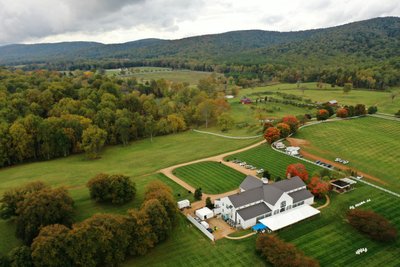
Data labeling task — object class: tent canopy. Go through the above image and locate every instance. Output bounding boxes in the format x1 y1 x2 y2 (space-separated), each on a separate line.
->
252 223 267 231
259 205 320 231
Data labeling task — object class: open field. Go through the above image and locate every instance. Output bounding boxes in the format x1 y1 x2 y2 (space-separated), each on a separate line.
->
294 117 400 190
279 184 400 266
225 144 322 180
173 161 246 194
106 67 218 85
239 82 400 114
0 131 258 254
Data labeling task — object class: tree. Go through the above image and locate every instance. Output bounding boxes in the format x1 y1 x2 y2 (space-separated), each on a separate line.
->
196 99 216 128
316 109 329 121
336 108 348 118
0 181 47 219
343 83 352 94
390 91 398 102
282 115 300 133
367 106 378 114
276 122 291 138
264 127 281 144
347 209 397 242
16 187 74 244
81 125 107 159
205 197 214 209
263 170 271 179
322 104 334 117
286 163 309 182
87 173 136 204
354 104 366 116
31 224 71 267
166 114 186 133
8 246 33 267
9 122 33 162
144 181 177 222
140 199 171 244
307 177 330 198
194 188 203 200
144 115 156 142
217 112 234 132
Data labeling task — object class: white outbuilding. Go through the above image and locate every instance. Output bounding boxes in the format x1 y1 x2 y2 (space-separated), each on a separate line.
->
196 207 214 220
177 199 191 209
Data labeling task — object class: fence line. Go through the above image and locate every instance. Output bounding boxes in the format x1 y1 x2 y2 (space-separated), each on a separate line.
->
186 215 215 241
192 129 262 139
349 177 400 198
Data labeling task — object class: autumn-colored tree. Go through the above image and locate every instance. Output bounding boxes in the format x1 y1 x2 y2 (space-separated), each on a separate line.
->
126 209 155 256
316 109 329 121
262 121 274 132
347 209 397 242
336 108 348 118
9 122 33 162
166 113 186 133
282 115 300 133
276 122 291 138
354 104 367 116
31 224 71 267
307 177 330 198
264 127 281 144
0 181 47 219
140 199 172 244
256 234 320 267
87 173 136 204
81 125 107 159
144 181 177 222
16 187 74 244
286 163 309 182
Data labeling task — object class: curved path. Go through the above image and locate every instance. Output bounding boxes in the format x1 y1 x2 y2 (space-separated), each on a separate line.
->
316 195 330 210
225 232 257 240
192 129 262 139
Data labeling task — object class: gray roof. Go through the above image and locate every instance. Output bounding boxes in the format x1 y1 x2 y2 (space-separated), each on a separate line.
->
272 176 306 192
228 187 264 208
237 202 271 221
289 189 314 203
240 175 263 191
263 185 284 206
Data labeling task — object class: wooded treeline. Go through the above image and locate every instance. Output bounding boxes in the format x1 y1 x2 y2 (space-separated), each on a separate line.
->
0 69 229 167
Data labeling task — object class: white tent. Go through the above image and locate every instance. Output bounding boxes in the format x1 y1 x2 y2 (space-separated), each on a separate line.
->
177 199 190 209
196 207 214 220
259 205 320 231
200 221 209 229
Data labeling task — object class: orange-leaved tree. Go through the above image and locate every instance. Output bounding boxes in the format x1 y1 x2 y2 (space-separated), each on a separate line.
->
264 127 280 144
276 122 291 138
282 115 300 133
286 163 308 181
336 108 348 118
307 176 330 198
316 109 329 121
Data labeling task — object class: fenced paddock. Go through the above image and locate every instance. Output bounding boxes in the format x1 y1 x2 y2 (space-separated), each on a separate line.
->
187 215 215 241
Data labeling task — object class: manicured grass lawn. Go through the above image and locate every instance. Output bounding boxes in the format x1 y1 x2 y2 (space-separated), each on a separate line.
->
240 82 400 114
0 131 258 254
279 184 400 266
122 214 266 267
294 117 400 190
173 161 246 194
225 144 322 180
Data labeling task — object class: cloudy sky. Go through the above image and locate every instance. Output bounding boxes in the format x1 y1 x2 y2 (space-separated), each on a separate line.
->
0 0 399 45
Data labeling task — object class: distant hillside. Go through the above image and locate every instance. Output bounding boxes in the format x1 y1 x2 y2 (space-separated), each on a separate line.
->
0 17 398 67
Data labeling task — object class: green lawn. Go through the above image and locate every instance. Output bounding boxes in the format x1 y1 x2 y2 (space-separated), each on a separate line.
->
0 131 258 254
279 184 400 267
173 161 246 194
225 144 322 180
294 117 400 190
123 214 266 267
239 82 400 114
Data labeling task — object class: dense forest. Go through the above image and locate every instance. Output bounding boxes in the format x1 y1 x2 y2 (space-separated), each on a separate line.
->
0 17 399 89
0 69 230 167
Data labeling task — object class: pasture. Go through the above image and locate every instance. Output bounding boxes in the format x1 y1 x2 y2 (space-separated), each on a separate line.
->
0 131 258 254
225 144 322 180
294 117 400 190
239 82 400 114
279 183 400 266
173 161 246 194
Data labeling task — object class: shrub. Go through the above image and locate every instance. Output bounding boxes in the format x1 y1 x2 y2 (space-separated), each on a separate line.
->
395 110 400 118
347 209 397 242
336 108 348 118
194 188 202 200
205 197 214 209
264 127 281 144
354 104 366 116
256 234 320 267
367 106 378 114
316 109 329 121
87 173 136 204
282 115 300 133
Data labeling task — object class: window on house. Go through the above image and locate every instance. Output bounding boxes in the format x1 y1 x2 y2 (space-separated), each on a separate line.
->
281 201 286 208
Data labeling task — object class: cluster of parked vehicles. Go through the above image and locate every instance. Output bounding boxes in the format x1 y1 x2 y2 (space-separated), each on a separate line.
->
335 158 349 164
231 159 264 174
315 160 333 169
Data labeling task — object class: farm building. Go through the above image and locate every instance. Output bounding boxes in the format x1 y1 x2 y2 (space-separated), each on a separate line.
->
327 100 338 106
196 207 214 220
240 97 252 104
177 199 190 209
215 176 319 230
285 146 300 156
330 178 356 193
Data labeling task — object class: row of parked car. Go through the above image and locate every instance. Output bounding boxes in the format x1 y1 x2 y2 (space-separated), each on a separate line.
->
231 159 264 174
335 158 349 164
315 160 333 169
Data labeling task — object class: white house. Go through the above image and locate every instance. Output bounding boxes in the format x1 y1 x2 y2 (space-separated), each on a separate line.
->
214 176 319 230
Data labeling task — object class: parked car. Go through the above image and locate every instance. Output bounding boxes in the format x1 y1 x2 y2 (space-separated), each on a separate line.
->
256 169 264 174
207 228 214 233
245 164 252 169
315 160 321 164
239 162 247 166
250 166 257 170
